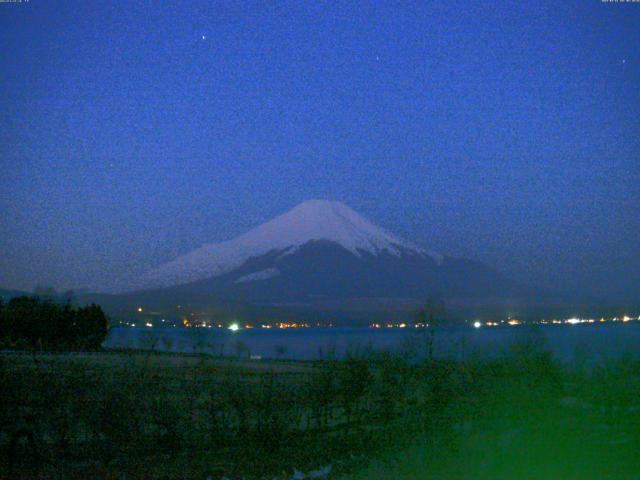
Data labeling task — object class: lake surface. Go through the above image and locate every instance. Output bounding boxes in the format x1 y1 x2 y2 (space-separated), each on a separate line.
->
103 323 640 364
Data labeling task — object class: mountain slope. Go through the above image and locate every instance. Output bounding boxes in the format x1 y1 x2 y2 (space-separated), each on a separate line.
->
162 239 521 303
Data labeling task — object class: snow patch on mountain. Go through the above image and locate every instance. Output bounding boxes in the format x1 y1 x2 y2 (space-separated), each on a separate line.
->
132 200 442 291
235 268 280 284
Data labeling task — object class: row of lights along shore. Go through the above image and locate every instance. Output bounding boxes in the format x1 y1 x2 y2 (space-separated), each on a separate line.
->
124 308 639 330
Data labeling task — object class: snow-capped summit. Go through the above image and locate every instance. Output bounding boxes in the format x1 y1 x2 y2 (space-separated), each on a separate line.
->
245 199 426 257
133 200 442 291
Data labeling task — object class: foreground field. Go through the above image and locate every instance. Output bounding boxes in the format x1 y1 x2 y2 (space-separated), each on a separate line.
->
1 336 640 479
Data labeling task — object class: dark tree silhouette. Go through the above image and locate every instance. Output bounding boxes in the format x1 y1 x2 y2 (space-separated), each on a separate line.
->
0 296 109 351
414 298 446 362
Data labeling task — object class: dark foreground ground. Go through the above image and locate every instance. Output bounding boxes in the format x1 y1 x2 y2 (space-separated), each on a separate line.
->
1 333 640 479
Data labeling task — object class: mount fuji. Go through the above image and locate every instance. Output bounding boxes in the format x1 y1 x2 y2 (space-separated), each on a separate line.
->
134 199 443 291
100 200 533 321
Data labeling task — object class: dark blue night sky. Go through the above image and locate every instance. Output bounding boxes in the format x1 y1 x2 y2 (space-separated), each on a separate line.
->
1 1 638 300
